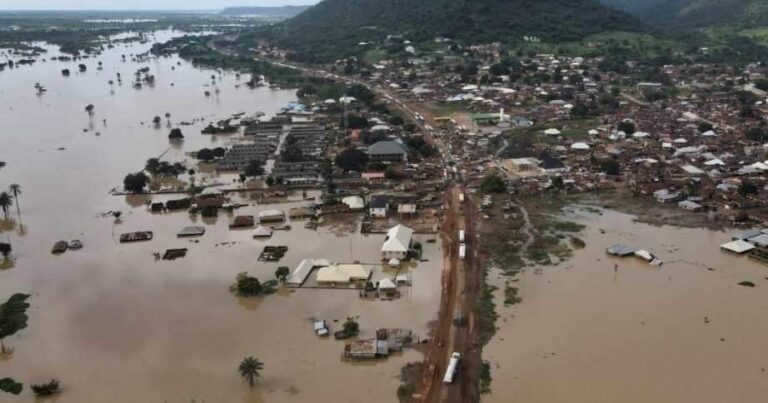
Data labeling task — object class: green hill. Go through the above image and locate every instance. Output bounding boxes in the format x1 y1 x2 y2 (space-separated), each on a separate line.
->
602 0 768 27
266 0 640 62
220 6 310 17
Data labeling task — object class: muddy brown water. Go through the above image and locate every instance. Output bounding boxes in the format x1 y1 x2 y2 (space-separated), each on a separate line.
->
484 207 768 403
0 33 442 402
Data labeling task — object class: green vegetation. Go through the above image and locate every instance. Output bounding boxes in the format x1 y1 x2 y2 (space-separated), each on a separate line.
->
479 174 506 194
0 243 11 260
275 266 290 282
341 317 360 337
0 192 12 220
503 285 522 306
123 172 149 193
0 378 23 395
0 293 31 354
238 356 264 387
480 360 492 394
477 283 498 346
230 272 263 297
243 160 265 177
259 0 639 62
30 380 60 397
335 148 369 172
549 221 586 233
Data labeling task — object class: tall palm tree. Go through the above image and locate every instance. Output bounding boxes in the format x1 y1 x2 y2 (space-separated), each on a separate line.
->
238 356 263 387
0 192 13 220
9 184 21 220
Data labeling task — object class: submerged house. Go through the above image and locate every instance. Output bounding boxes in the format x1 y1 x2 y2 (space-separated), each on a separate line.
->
381 224 414 260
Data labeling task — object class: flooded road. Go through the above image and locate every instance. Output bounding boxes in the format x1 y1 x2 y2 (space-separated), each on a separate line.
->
0 33 443 402
483 208 768 403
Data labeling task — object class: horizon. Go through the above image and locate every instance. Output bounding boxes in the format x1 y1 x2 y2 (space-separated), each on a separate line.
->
0 1 319 11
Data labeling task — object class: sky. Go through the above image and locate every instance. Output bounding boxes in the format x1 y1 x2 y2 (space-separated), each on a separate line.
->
0 0 320 10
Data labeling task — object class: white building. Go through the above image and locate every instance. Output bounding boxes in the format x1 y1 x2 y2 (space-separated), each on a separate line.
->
381 224 414 260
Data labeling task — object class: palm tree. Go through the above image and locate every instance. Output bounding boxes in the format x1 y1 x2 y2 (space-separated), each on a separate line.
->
238 356 263 387
9 184 21 220
85 104 95 116
0 192 13 220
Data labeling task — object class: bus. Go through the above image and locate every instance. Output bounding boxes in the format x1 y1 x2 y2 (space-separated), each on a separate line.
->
443 352 461 383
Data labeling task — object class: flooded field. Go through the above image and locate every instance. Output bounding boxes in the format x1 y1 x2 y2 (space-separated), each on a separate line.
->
484 208 768 403
0 33 443 402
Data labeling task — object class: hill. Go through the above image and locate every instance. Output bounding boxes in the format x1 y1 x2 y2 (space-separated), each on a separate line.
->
601 0 768 27
267 0 640 62
220 6 310 17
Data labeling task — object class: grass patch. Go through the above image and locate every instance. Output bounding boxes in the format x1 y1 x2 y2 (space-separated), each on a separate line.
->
503 284 522 306
477 282 498 346
550 220 586 233
480 360 492 394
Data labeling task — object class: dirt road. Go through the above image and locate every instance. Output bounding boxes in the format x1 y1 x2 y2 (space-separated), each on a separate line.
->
418 186 482 403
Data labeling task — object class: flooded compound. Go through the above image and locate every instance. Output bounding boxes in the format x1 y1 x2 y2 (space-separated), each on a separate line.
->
483 207 768 403
0 32 443 402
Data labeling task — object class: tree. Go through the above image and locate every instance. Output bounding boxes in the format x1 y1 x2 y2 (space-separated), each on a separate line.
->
231 272 262 297
85 104 94 116
0 192 12 220
617 121 635 134
0 243 11 260
196 148 215 161
238 357 264 387
275 266 290 282
168 128 184 140
244 160 264 177
600 159 621 175
0 378 23 395
342 317 360 337
335 148 369 172
30 380 60 397
123 172 148 193
739 181 758 197
145 158 160 174
0 293 31 354
698 122 714 133
282 145 303 162
8 184 21 220
479 174 506 193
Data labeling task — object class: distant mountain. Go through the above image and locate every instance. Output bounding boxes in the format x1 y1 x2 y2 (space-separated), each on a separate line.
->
270 0 639 61
220 6 310 17
601 0 768 27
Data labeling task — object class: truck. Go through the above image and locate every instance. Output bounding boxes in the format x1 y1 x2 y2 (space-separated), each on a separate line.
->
458 192 465 203
443 352 461 383
459 230 466 243
459 243 466 260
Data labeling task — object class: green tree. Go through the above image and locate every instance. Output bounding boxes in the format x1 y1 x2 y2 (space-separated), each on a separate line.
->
0 192 12 220
335 148 369 171
282 145 304 162
739 181 758 197
0 378 23 395
8 184 21 220
479 174 506 193
196 148 215 161
244 160 264 177
0 243 10 260
145 158 160 174
231 272 262 297
275 266 290 282
123 172 149 193
0 293 31 354
342 317 360 337
30 380 59 397
238 356 264 387
600 159 621 175
617 121 635 134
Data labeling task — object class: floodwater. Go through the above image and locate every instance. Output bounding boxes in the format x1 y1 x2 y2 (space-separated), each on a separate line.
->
0 33 443 402
484 208 768 403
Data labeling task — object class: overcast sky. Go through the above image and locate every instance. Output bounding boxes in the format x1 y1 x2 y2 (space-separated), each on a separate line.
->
1 0 319 10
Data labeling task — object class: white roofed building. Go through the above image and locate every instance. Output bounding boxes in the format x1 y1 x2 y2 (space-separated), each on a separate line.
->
382 224 414 260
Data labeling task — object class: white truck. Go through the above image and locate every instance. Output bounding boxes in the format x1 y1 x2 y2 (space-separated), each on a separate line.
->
458 192 465 203
459 243 466 260
459 229 466 243
443 352 461 383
